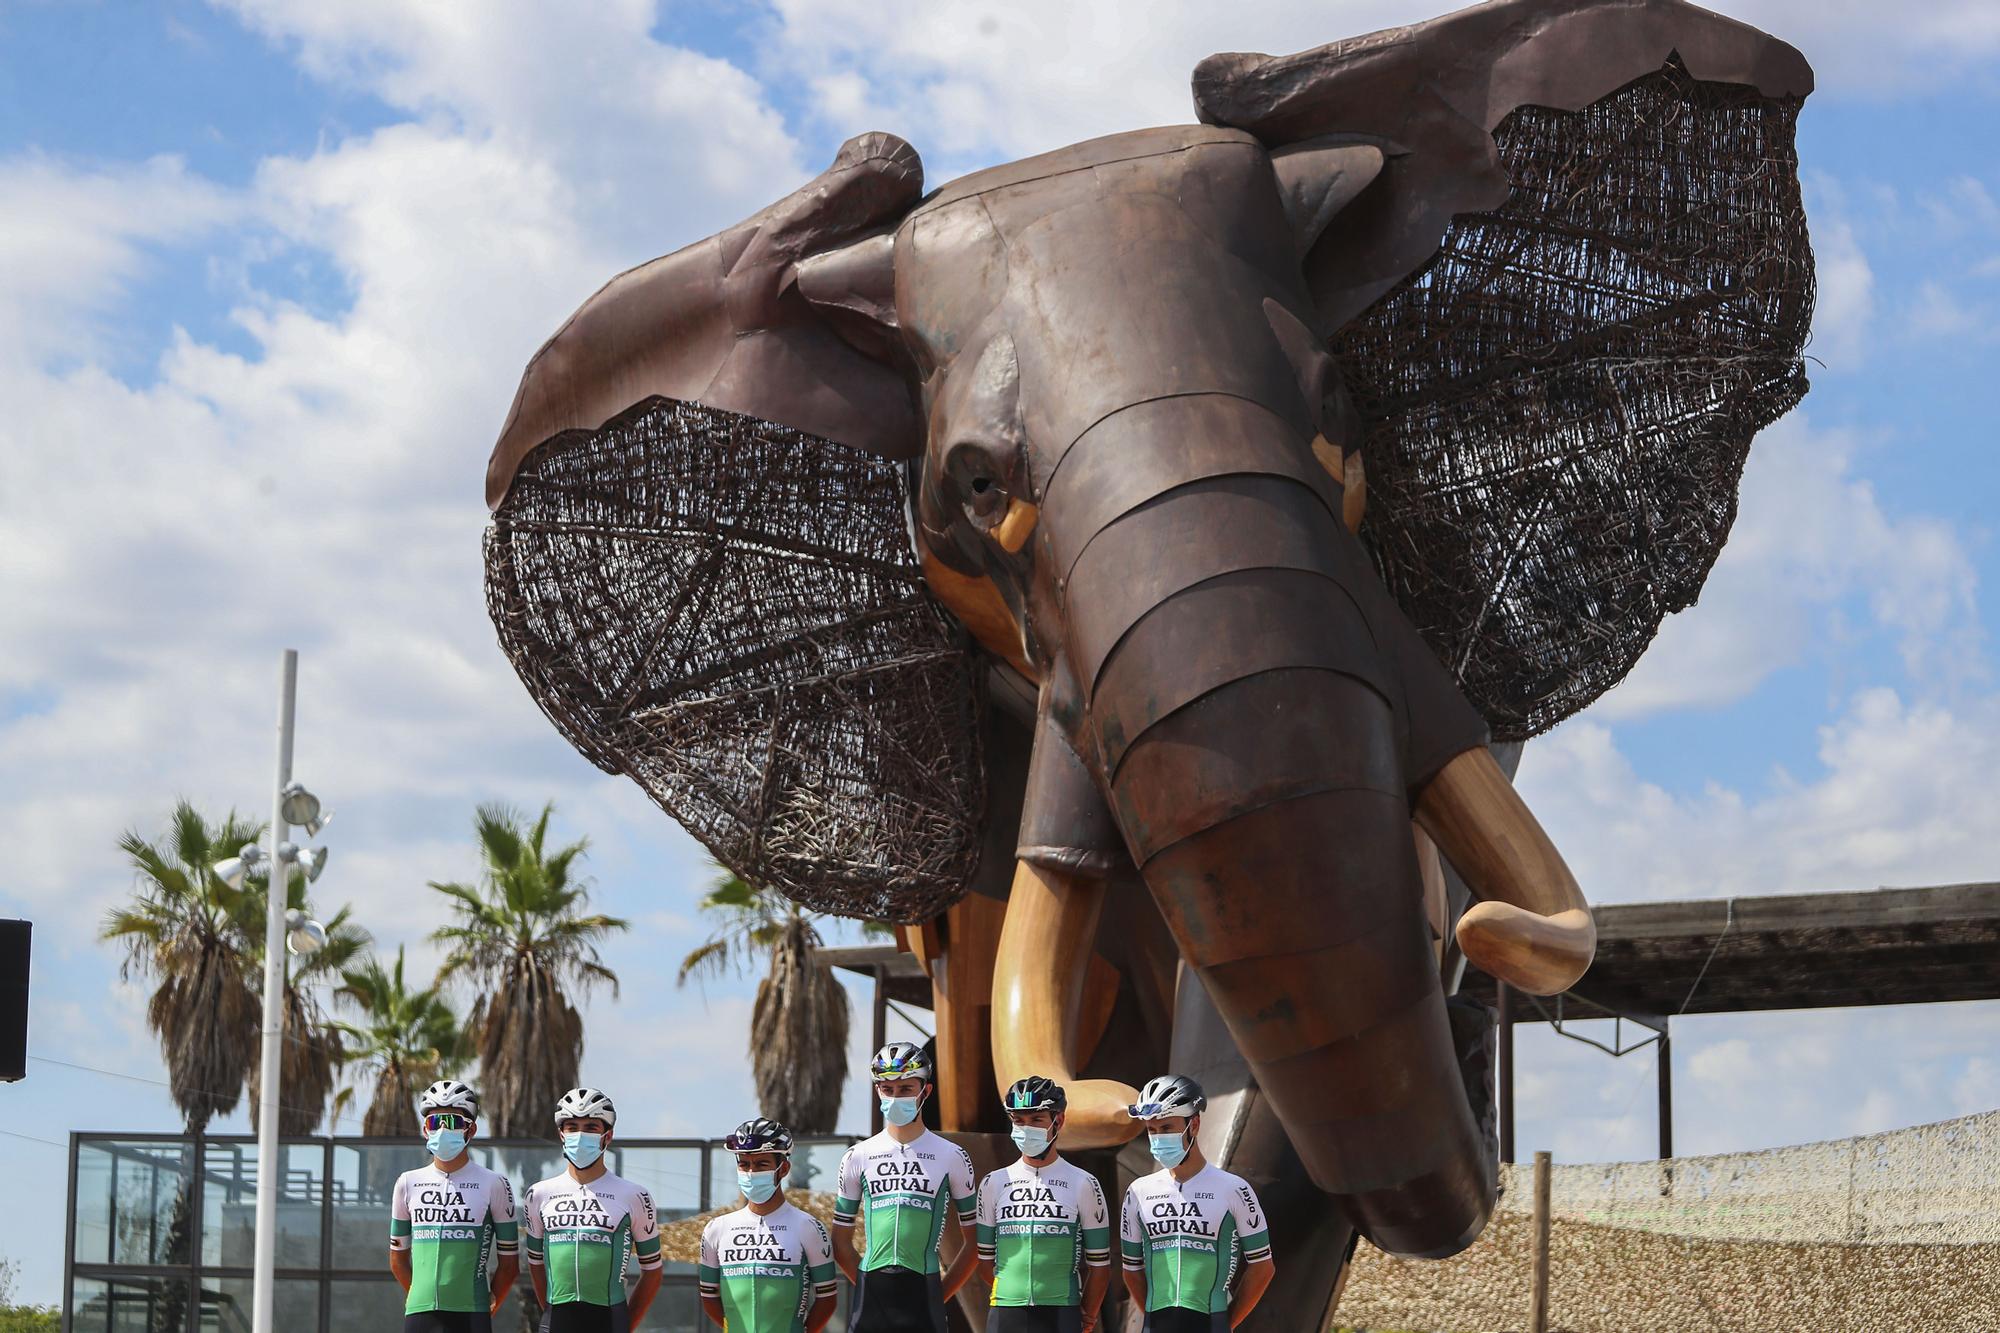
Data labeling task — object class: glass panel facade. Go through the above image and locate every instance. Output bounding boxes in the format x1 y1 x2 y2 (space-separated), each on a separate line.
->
195 1278 320 1332
328 1141 413 1269
614 1144 705 1220
68 1134 852 1333
200 1142 324 1269
323 1278 406 1333
71 1276 190 1333
74 1140 194 1267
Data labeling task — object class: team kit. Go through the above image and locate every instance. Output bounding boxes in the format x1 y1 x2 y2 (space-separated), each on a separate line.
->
389 1045 1273 1333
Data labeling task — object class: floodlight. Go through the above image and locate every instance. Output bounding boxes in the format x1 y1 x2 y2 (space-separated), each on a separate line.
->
294 846 328 883
279 782 321 828
284 910 326 956
213 842 268 890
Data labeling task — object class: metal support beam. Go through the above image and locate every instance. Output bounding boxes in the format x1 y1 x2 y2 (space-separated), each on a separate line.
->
1657 1021 1673 1160
870 964 887 1135
1497 980 1515 1164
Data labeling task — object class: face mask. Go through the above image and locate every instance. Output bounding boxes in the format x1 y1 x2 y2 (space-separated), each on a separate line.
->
562 1132 605 1168
1149 1131 1189 1169
1011 1125 1052 1158
880 1094 921 1127
738 1169 779 1204
426 1128 468 1161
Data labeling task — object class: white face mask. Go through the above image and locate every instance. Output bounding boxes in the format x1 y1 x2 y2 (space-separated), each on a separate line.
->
1011 1124 1053 1157
562 1131 605 1168
879 1094 921 1126
738 1169 780 1204
1149 1130 1190 1168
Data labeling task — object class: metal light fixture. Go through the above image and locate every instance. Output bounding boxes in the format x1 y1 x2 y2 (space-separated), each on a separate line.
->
284 909 326 957
278 782 321 829
293 846 329 883
213 842 268 889
300 807 332 837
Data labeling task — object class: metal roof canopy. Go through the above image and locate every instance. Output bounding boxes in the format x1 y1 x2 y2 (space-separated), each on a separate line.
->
1459 882 2000 1021
1458 881 2000 1163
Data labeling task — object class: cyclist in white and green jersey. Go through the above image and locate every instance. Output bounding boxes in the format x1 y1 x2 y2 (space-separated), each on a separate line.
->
1118 1076 1274 1333
390 1080 520 1333
698 1118 837 1333
832 1042 978 1332
975 1076 1112 1333
522 1087 664 1333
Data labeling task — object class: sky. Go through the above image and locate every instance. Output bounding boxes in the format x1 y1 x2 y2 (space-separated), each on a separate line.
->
2 0 1998 1309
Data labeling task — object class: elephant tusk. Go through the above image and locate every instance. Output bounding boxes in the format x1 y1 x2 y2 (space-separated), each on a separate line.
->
993 497 1039 554
1413 746 1595 996
991 859 1141 1146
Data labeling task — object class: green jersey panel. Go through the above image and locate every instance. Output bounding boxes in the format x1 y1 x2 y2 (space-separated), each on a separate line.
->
523 1170 663 1307
833 1130 976 1275
975 1157 1112 1307
698 1202 837 1333
1119 1165 1270 1314
389 1161 520 1315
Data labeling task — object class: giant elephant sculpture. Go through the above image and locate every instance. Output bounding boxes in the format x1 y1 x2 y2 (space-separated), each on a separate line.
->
482 0 1812 1323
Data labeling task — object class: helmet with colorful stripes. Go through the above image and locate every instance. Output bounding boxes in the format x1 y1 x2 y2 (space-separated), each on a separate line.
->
1001 1075 1066 1116
725 1117 794 1156
870 1041 932 1083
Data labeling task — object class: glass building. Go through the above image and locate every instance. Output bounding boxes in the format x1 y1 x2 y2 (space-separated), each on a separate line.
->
64 1132 857 1332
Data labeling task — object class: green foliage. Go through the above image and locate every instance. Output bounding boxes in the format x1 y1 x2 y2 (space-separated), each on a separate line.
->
429 801 628 1136
0 1307 61 1333
335 946 470 1136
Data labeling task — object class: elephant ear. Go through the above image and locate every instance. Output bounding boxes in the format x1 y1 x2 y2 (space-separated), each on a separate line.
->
1196 0 1815 740
483 135 987 925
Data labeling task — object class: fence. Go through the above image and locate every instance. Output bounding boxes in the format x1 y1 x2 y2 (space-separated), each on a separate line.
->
63 1130 857 1333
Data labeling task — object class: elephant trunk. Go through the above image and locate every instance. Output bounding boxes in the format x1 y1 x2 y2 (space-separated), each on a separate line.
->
1051 394 1490 1258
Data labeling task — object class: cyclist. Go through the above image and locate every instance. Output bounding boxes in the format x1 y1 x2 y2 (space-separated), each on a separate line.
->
832 1042 978 1331
975 1076 1112 1333
390 1079 520 1333
1119 1075 1274 1332
522 1087 663 1331
697 1117 838 1332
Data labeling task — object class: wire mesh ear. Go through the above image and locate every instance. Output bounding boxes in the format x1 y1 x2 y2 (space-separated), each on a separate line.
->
485 396 985 924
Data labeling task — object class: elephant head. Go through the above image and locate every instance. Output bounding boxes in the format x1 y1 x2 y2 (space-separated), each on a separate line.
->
483 0 1813 1275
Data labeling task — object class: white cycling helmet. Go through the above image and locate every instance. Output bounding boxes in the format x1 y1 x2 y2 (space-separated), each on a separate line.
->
1127 1073 1206 1122
554 1086 618 1128
419 1080 480 1118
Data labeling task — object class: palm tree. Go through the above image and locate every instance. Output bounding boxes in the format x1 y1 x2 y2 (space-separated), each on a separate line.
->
429 802 627 1136
242 887 369 1136
334 946 471 1137
102 802 265 1132
678 870 881 1134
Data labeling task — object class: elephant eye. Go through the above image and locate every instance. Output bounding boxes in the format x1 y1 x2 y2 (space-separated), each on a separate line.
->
971 477 993 494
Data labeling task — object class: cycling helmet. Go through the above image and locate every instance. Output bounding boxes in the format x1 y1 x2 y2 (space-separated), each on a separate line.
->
724 1117 794 1156
553 1086 618 1128
1127 1074 1206 1121
870 1041 932 1083
419 1080 479 1118
1002 1076 1067 1116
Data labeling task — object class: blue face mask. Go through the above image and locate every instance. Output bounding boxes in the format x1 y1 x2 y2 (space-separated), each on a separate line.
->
1148 1131 1189 1169
562 1132 605 1168
738 1169 780 1204
1011 1125 1053 1158
879 1094 921 1127
426 1128 468 1161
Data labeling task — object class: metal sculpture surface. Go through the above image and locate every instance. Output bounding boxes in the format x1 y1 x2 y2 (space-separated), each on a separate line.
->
483 0 1813 1320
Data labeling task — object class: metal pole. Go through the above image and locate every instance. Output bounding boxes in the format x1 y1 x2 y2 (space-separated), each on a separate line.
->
1657 1021 1673 1161
1529 1149 1552 1333
870 966 887 1136
252 649 297 1333
1497 981 1515 1164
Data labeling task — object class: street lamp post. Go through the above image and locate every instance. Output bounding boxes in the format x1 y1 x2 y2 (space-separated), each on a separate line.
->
250 650 297 1333
242 649 330 1333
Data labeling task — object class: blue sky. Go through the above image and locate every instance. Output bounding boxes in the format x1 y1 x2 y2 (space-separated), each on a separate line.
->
3 0 1999 1309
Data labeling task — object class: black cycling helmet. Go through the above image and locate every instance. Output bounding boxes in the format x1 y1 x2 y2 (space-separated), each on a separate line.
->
724 1117 794 1156
870 1041 932 1083
1001 1076 1067 1116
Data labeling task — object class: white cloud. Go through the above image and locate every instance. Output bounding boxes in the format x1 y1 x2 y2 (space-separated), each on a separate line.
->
1586 414 1979 720
1520 684 2000 905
